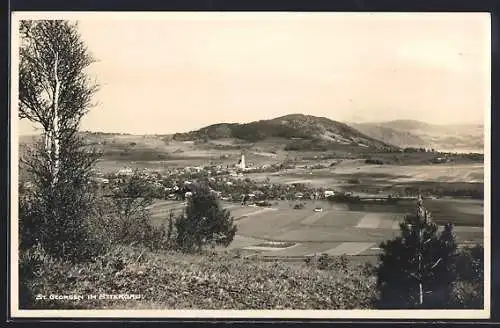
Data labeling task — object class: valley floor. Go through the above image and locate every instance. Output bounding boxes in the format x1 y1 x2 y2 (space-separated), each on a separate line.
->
149 198 484 260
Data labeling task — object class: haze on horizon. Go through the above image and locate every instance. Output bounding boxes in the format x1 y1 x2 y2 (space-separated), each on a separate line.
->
14 12 490 135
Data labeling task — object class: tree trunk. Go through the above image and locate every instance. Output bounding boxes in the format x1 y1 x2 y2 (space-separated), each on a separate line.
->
419 282 423 306
51 51 61 186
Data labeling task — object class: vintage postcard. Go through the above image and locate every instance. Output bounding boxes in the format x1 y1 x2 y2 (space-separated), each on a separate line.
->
10 11 491 319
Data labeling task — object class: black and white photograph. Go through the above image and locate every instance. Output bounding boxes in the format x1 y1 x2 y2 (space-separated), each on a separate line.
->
10 11 490 319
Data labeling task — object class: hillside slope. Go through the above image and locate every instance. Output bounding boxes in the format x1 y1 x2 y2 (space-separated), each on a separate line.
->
173 114 398 152
351 120 484 153
18 114 402 165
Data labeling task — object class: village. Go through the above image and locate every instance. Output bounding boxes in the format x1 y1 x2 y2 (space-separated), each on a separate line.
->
90 153 339 206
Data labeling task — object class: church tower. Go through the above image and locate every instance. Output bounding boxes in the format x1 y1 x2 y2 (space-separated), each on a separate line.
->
240 153 246 170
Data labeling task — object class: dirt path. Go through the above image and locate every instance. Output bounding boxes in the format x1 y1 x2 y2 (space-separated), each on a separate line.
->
234 207 278 222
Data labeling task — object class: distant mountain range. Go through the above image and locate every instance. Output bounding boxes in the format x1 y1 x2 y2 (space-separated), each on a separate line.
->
351 120 484 153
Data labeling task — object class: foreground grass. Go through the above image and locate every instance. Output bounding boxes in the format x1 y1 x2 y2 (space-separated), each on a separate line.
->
21 246 377 310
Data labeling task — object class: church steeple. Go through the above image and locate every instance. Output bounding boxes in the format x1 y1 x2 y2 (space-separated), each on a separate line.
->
238 153 245 170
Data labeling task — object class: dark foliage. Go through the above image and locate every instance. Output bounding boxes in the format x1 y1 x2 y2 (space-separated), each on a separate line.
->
365 158 384 165
327 192 361 204
91 171 171 250
19 138 104 262
451 245 484 308
293 203 305 210
175 184 237 253
375 197 458 309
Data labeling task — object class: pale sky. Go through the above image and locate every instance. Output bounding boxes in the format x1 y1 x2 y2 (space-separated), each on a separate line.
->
15 12 490 135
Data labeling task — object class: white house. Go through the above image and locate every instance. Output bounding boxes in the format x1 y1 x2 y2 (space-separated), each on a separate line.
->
324 190 335 198
94 177 109 184
117 167 133 176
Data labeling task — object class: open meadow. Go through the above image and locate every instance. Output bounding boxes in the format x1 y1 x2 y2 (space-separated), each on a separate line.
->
149 197 483 260
246 160 483 186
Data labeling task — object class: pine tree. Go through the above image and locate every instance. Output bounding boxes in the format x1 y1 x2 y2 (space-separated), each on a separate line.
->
175 183 237 253
375 195 458 308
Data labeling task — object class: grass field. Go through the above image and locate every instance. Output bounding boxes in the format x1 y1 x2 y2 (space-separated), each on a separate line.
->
149 198 483 259
247 160 483 186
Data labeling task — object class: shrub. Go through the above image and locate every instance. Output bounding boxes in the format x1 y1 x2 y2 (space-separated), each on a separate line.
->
19 243 85 309
175 184 237 253
310 164 327 170
450 280 483 309
256 200 272 207
455 245 483 283
293 203 305 210
19 139 104 263
450 245 484 308
327 192 360 204
307 253 357 274
318 253 331 270
365 159 384 165
89 172 171 250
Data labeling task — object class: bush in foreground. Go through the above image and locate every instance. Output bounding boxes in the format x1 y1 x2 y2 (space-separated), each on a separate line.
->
19 139 104 263
20 246 377 310
450 245 484 308
90 172 171 250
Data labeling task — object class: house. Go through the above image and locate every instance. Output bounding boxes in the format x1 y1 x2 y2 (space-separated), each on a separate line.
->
324 190 335 198
117 167 133 176
94 177 109 184
210 190 222 198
